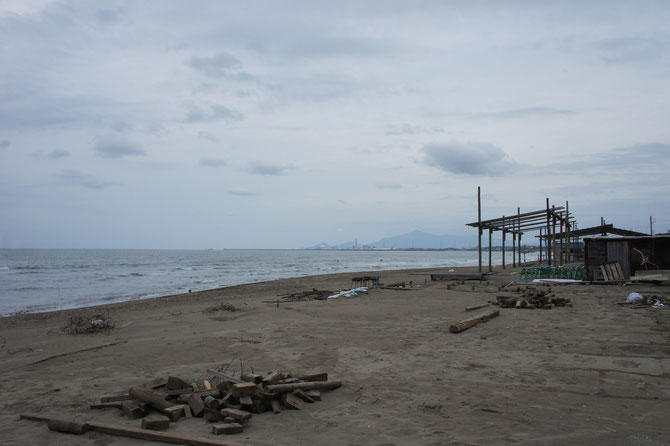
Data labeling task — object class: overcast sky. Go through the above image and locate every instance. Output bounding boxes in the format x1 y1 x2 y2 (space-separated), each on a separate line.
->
1 0 669 249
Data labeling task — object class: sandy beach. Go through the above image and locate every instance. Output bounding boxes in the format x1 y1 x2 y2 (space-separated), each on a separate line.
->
1 265 669 445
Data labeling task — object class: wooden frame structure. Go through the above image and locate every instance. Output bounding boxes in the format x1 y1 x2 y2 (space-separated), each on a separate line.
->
466 187 575 272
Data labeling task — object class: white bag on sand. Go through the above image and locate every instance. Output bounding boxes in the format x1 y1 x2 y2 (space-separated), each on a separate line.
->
626 292 643 303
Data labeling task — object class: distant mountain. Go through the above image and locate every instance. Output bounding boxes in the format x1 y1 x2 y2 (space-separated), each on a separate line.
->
370 230 475 249
307 230 475 250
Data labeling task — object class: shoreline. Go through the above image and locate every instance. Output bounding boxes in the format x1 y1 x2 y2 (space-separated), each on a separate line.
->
2 264 485 320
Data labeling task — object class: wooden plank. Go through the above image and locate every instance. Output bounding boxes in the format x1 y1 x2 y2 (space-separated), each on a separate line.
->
292 389 314 403
305 390 321 401
121 400 147 419
211 423 244 435
600 265 610 281
129 386 173 412
465 302 491 312
186 393 206 417
231 382 257 398
270 399 281 414
264 381 342 394
100 394 134 403
262 371 282 386
449 309 500 333
21 413 250 446
281 393 303 410
614 262 625 280
90 402 123 410
220 408 252 424
141 417 170 431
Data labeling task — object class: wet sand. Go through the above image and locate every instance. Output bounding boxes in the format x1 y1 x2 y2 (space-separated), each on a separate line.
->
1 265 669 445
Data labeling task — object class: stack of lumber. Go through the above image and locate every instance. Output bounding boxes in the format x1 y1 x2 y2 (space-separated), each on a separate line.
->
494 290 572 310
599 261 625 281
23 368 341 443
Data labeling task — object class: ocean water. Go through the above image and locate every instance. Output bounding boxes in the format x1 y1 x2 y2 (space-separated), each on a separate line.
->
0 248 534 316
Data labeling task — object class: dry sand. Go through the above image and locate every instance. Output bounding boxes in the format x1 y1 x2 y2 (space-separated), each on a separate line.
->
1 265 669 445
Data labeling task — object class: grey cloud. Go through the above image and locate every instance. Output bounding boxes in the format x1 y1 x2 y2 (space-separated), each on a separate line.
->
199 158 227 167
0 140 10 149
228 188 257 196
94 135 145 158
96 8 121 25
55 169 115 190
186 53 241 77
422 142 516 176
185 104 243 123
246 162 293 176
596 36 669 64
377 184 402 190
474 107 575 120
197 131 220 142
36 149 70 160
559 142 670 172
0 93 126 130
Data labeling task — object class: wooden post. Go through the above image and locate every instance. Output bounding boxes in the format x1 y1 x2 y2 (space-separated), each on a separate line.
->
512 228 516 268
565 201 570 263
546 198 551 265
552 206 557 267
559 217 564 266
650 215 653 235
477 187 482 273
517 207 521 266
539 227 543 264
501 216 506 269
488 228 492 272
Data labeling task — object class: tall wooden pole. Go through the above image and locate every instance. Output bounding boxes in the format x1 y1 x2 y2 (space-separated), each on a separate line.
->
501 216 506 269
539 227 543 264
546 198 551 266
477 187 482 273
517 207 521 266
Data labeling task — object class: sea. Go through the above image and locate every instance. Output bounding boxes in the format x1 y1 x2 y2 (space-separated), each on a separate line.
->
0 248 536 317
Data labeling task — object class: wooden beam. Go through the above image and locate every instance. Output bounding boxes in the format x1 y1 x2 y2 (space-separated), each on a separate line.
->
449 309 500 333
264 381 342 394
21 414 248 446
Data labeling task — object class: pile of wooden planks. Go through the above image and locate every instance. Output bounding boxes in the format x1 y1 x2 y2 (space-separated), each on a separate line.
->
494 289 572 310
23 368 342 443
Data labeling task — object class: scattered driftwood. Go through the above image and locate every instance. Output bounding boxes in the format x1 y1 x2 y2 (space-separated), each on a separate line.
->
432 273 487 282
204 303 239 314
61 310 115 334
465 302 491 312
276 289 333 302
449 309 500 333
21 365 341 441
494 290 571 309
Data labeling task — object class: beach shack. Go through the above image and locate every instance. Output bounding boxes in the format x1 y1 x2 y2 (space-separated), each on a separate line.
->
583 234 670 280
